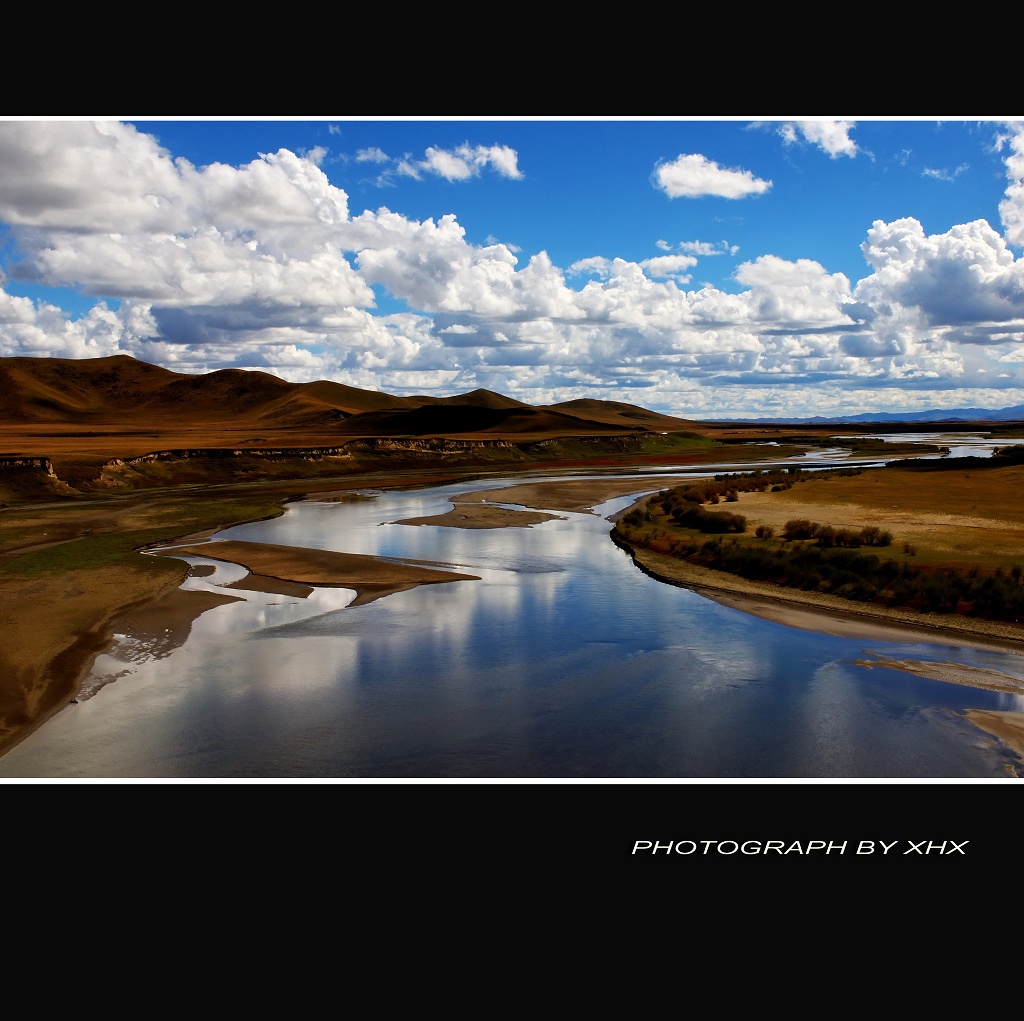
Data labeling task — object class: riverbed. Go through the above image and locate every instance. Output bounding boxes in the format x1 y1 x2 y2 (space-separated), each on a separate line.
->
1 458 1022 779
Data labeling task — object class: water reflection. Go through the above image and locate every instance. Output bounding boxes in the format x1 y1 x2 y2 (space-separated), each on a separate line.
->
855 432 1024 459
1 471 1023 779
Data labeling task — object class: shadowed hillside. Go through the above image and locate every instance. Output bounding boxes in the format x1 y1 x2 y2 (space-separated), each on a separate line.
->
411 388 531 411
0 355 182 421
549 398 698 432
333 403 636 438
0 355 679 435
0 354 716 495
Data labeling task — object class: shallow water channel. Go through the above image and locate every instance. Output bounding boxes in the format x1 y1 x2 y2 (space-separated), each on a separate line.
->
3 449 1024 779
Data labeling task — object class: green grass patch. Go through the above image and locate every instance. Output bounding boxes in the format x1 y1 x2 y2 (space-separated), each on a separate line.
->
0 493 285 579
2 528 189 577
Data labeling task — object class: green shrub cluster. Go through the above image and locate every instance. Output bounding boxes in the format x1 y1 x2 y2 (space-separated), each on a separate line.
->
669 504 746 533
654 469 813 512
781 519 892 547
691 538 1024 622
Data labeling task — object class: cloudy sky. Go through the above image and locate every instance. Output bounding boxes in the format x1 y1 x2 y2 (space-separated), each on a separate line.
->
1 117 1023 419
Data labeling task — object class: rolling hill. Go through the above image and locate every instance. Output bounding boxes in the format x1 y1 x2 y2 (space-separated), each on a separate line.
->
0 355 710 493
0 354 701 440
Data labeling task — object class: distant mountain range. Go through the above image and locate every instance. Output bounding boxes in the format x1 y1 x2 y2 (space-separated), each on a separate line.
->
0 354 697 439
708 406 1024 425
4 355 1022 435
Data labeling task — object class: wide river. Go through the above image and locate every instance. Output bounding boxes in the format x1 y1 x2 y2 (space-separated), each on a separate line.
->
3 440 1024 780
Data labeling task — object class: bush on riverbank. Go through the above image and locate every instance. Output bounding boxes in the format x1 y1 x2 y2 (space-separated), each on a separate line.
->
613 470 1024 624
684 537 1024 621
781 518 893 547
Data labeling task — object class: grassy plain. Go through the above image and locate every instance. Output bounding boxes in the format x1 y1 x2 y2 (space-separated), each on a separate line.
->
612 460 1024 634
731 462 1024 569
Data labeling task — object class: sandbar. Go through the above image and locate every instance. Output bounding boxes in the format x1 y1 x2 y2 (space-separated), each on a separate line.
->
391 476 670 529
162 539 481 606
458 476 668 513
853 654 1024 693
392 503 563 529
964 710 1024 762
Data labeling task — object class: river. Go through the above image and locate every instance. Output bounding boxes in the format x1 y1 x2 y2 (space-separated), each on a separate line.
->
2 441 1023 780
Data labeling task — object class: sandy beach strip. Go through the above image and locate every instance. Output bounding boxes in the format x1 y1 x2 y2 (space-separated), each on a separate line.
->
624 544 1024 651
964 710 1024 762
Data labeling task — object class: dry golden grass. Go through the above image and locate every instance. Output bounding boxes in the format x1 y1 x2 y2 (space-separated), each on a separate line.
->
0 565 190 752
730 464 1024 568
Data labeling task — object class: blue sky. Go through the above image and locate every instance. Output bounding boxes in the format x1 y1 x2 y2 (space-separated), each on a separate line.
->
1 117 1022 418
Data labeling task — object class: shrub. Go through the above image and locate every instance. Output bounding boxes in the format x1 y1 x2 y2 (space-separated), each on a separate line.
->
670 505 746 533
782 518 818 541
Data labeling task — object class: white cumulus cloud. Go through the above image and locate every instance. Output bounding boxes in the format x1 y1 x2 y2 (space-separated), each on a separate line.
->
778 120 858 158
421 144 524 182
998 121 1024 247
640 255 698 280
3 120 1024 418
653 154 772 199
857 216 1024 328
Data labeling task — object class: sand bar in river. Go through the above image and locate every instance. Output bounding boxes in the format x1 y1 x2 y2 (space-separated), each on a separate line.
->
162 539 481 606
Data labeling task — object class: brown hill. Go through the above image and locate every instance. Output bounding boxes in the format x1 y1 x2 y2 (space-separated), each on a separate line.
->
0 354 181 421
334 404 632 439
295 380 413 416
0 354 695 439
0 355 383 429
0 354 713 493
151 367 298 419
549 398 697 432
0 354 309 424
409 388 533 411
0 354 719 496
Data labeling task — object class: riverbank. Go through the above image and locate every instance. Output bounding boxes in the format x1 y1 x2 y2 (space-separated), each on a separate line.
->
461 476 1024 656
624 544 1024 654
0 563 234 755
616 542 1024 760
